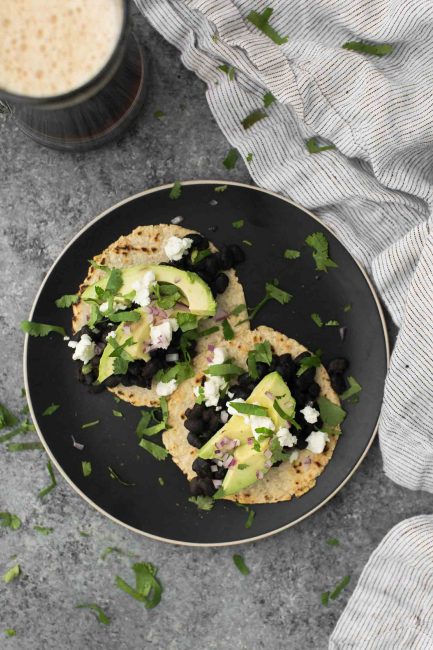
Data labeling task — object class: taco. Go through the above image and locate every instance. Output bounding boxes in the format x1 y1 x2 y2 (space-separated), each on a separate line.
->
70 224 249 407
164 326 345 504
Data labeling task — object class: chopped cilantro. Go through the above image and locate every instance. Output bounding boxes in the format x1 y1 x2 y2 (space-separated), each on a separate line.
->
321 591 330 606
4 629 16 637
188 495 214 511
79 531 90 538
7 441 43 452
158 477 165 486
305 232 338 272
232 219 244 229
247 341 272 379
20 320 66 337
191 249 211 265
218 64 235 80
214 185 227 193
246 280 292 322
39 460 57 498
330 575 351 600
229 402 268 417
245 509 255 529
296 352 321 377
156 361 194 386
246 152 253 162
139 439 169 461
284 248 300 260
82 461 92 477
325 320 340 326
33 525 53 535
109 310 141 322
43 403 60 416
263 91 276 107
306 137 336 154
206 363 243 377
177 313 198 332
0 513 21 530
273 399 301 430
246 7 288 45
108 466 135 486
342 41 393 56
81 420 99 429
238 464 249 470
222 319 234 340
340 376 362 402
112 409 123 418
326 538 340 546
233 554 250 575
223 148 239 170
231 303 247 316
343 303 352 312
3 564 20 584
317 396 346 429
169 181 182 200
242 239 253 246
153 109 165 120
241 109 267 130
0 403 17 430
55 294 78 308
76 603 110 625
311 312 323 327
115 562 162 609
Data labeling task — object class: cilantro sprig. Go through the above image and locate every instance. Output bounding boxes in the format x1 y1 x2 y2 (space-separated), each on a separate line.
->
242 109 267 130
0 513 21 531
169 181 182 200
233 554 250 575
76 603 110 625
116 562 162 609
189 495 214 511
20 321 66 337
55 294 78 308
342 41 392 56
305 232 338 272
246 7 288 45
39 460 57 498
244 280 292 323
340 376 362 402
223 148 239 170
306 137 336 154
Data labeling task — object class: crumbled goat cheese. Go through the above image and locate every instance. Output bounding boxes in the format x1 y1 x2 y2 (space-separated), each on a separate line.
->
276 427 297 448
132 270 156 307
250 415 275 440
201 376 226 407
150 320 174 349
306 430 329 454
300 404 320 424
156 379 178 397
164 235 193 261
212 346 226 365
69 334 96 364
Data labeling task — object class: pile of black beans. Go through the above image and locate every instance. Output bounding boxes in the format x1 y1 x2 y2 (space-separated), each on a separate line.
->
327 358 349 394
167 234 245 298
75 321 197 392
187 349 329 496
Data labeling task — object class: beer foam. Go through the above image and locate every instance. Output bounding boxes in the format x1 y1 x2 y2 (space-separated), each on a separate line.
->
0 0 124 98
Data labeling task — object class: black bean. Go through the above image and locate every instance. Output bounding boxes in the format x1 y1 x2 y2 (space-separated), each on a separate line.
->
219 247 234 270
294 352 310 365
238 373 251 387
103 375 123 388
187 234 209 250
308 382 321 398
296 367 316 390
190 403 205 419
189 477 204 496
328 358 349 373
209 415 222 433
214 273 229 294
185 418 203 435
331 374 347 394
192 457 213 478
296 438 308 450
229 244 245 264
200 477 217 496
230 386 250 400
197 270 213 286
256 362 270 380
140 359 162 380
202 408 213 423
187 432 202 448
204 255 219 278
213 465 227 480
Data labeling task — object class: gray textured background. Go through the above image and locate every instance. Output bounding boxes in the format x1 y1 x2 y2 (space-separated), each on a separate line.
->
1 11 431 650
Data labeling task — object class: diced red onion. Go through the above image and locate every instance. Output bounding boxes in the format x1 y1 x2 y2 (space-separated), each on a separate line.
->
211 465 218 473
233 439 241 447
304 457 312 465
171 215 184 224
223 455 233 468
264 449 272 459
214 449 222 455
247 437 254 446
71 435 84 451
122 325 131 335
208 344 215 352
228 457 237 468
264 460 273 469
212 479 223 488
166 353 179 362
339 326 347 342
220 410 229 423
256 470 264 480
215 306 229 322
206 356 213 363
265 391 274 400
216 459 223 466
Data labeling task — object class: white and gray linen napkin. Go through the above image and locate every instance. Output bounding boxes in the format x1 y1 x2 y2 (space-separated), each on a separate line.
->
136 0 433 645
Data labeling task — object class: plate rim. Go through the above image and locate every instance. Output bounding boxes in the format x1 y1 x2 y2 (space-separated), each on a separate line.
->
23 179 390 547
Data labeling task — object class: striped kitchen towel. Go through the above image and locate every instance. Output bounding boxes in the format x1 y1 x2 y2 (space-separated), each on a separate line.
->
137 0 433 494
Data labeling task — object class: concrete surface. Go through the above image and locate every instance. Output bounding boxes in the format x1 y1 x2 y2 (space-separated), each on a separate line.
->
0 10 430 650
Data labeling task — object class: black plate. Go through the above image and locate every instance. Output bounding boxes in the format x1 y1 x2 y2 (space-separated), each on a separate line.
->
25 181 388 546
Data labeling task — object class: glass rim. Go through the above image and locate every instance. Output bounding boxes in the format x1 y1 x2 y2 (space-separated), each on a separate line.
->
0 0 129 106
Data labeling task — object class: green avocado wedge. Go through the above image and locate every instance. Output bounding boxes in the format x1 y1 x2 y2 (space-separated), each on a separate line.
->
198 372 296 496
82 264 216 317
98 308 151 383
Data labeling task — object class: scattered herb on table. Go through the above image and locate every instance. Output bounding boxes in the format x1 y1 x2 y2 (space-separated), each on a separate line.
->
139 438 169 461
4 629 16 637
33 525 54 536
321 591 330 606
242 109 267 130
329 575 351 600
326 537 340 547
246 152 253 162
245 509 255 529
76 603 110 625
0 403 17 429
43 403 60 416
158 477 165 486
222 319 234 340
7 441 43 452
306 137 336 154
342 41 393 57
242 239 253 246
20 320 66 337
246 7 288 45
108 466 136 486
79 531 90 538
0 513 21 531
233 554 250 575
55 294 78 308
305 232 338 272
263 91 276 107
223 148 239 170
188 496 214 511
325 320 340 326
112 409 123 418
343 303 352 312
218 64 235 80
39 460 57 498
81 420 99 429
3 564 20 584
214 184 227 192
284 248 300 260
311 312 323 327
82 461 92 477
340 376 362 402
115 562 162 609
169 181 182 200
232 219 244 229
153 110 165 120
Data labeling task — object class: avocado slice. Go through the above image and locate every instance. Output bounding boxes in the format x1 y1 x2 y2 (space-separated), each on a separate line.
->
97 308 151 383
82 264 216 317
197 371 296 495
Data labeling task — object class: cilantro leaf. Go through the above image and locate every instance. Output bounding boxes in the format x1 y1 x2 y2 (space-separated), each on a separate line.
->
247 341 272 379
306 137 336 154
330 575 351 600
284 249 300 260
20 320 66 337
241 109 267 130
214 185 227 193
3 564 20 584
39 460 57 498
206 363 243 377
263 91 276 107
191 249 211 266
245 509 255 529
246 152 253 162
231 303 247 316
325 320 340 326
109 310 141 323
108 466 135 486
7 441 43 452
305 232 338 272
169 181 182 200
139 439 169 461
176 313 198 332
188 496 214 511
222 319 234 340
218 64 235 80
343 303 352 312
321 591 330 606
340 376 362 402
317 396 346 428
82 461 92 477
112 409 123 418
33 525 54 535
76 603 110 625
246 280 292 323
55 294 78 308
0 403 17 430
81 420 99 429
296 352 321 377
115 562 162 609
232 219 244 229
223 148 239 170
311 312 323 327
229 402 268 417
43 403 60 416
233 554 250 575
246 7 288 45
158 477 165 486
342 41 393 56
153 109 165 120
326 538 340 546
4 629 16 637
0 513 21 530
